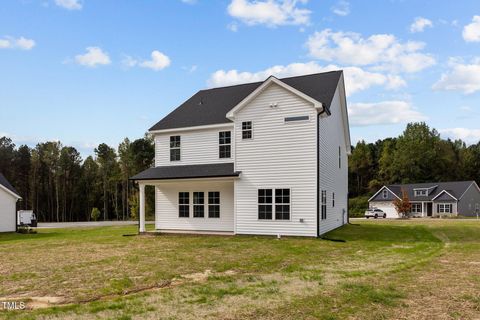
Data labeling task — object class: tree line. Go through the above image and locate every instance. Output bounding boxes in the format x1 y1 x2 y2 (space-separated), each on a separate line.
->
2 122 479 221
0 135 155 222
349 122 480 198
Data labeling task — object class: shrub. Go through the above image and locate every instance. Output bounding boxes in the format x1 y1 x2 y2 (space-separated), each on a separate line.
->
91 207 101 221
349 196 370 217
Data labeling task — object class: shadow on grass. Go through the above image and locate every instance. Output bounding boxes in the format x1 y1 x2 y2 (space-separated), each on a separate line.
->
324 223 442 243
0 232 61 242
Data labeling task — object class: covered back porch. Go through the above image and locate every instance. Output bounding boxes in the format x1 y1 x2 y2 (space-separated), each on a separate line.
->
131 163 241 234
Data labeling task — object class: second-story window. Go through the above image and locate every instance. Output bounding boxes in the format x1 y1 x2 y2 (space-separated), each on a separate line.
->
242 121 252 139
219 131 231 158
170 136 181 161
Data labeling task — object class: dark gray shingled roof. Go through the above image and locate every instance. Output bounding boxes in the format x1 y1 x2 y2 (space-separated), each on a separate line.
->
130 163 240 181
383 181 475 201
0 173 20 197
149 71 343 131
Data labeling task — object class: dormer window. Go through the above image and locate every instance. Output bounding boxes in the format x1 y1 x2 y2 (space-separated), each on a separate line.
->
414 189 427 197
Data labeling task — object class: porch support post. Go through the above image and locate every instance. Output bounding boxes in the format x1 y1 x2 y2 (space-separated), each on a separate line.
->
139 183 146 233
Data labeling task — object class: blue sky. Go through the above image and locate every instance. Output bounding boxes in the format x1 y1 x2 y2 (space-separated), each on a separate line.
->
1 0 480 157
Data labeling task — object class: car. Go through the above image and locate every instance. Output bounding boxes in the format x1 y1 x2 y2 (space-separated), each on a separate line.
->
365 208 387 219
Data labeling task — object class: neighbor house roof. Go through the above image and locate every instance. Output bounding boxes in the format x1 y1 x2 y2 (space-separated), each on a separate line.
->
130 163 241 181
0 173 21 199
370 181 476 202
149 71 343 131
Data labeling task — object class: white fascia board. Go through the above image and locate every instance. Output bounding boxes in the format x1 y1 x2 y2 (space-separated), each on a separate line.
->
431 190 458 201
458 181 480 200
337 73 352 154
226 76 324 120
133 176 241 185
368 186 401 202
0 184 21 200
149 123 233 134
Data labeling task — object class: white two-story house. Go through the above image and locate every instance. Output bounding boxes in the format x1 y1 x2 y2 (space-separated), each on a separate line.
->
131 71 351 237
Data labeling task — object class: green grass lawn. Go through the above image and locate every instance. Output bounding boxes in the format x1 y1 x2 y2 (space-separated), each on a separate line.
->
0 219 479 319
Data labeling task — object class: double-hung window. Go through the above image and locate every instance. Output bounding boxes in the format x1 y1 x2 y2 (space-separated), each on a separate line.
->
219 131 231 158
437 203 452 214
178 192 189 217
258 189 290 220
242 121 252 139
411 203 422 214
321 190 327 220
275 189 290 220
193 192 205 218
170 136 181 161
208 192 220 218
258 189 273 220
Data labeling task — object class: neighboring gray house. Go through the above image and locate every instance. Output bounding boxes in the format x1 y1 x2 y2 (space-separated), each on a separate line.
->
0 173 21 232
368 181 480 218
131 71 351 237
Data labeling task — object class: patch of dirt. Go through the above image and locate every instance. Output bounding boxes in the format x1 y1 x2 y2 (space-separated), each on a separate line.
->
0 269 240 310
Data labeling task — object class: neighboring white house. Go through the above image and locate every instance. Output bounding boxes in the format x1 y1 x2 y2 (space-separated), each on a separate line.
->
0 173 21 232
369 181 480 218
132 71 351 237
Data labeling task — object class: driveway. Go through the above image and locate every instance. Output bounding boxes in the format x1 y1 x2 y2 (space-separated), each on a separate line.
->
37 221 154 229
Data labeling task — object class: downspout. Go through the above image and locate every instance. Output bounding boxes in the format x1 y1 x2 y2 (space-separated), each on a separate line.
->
317 104 329 237
317 112 320 237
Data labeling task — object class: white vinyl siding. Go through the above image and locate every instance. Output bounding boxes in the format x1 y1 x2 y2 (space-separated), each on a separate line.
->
234 83 318 237
154 125 234 166
155 180 234 232
0 188 17 232
318 83 348 235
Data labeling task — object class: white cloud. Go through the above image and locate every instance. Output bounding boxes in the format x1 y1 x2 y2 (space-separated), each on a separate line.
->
207 61 406 95
182 65 198 73
227 0 311 27
432 58 480 94
181 0 197 4
305 29 436 73
121 55 138 68
54 0 82 10
0 36 35 50
139 51 171 71
227 22 239 32
463 15 480 42
348 101 426 126
121 51 171 71
410 17 433 33
74 47 111 67
332 0 350 16
440 128 480 144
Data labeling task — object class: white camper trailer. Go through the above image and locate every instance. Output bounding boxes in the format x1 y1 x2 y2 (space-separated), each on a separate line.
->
17 210 37 227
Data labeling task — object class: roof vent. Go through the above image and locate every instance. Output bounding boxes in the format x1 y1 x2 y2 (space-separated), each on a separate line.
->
198 97 205 106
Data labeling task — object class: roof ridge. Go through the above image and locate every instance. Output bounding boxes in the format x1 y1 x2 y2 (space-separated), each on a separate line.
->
200 70 343 92
389 180 475 186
